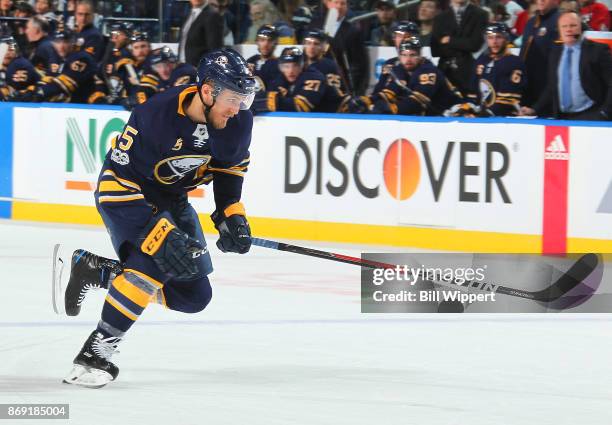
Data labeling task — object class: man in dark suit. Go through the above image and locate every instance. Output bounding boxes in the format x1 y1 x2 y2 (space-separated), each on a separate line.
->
309 0 369 95
430 0 488 96
519 0 560 107
178 0 224 67
520 11 612 120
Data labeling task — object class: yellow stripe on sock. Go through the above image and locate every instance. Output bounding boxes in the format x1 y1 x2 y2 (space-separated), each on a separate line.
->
112 275 153 308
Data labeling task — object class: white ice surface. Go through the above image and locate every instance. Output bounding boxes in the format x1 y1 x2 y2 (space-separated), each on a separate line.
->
1 219 611 425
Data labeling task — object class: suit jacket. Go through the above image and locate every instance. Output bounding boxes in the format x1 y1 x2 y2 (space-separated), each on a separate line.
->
430 4 488 95
309 16 369 95
534 39 612 118
181 5 224 67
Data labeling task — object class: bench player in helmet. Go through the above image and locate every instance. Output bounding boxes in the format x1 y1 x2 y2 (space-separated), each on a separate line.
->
100 22 134 100
11 29 106 103
253 47 327 112
302 29 349 111
467 22 526 116
353 38 463 115
246 24 281 92
111 30 152 104
0 36 40 100
60 48 256 388
133 46 197 103
372 21 420 95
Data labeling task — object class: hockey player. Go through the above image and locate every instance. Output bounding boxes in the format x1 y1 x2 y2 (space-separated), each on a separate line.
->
0 36 40 100
246 24 280 92
302 29 349 110
350 38 463 115
253 47 327 113
61 48 256 388
467 22 526 116
132 46 197 104
25 16 62 75
372 21 420 95
11 29 106 103
110 30 152 107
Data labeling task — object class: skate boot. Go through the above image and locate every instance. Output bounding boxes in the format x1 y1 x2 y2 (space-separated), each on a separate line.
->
65 250 122 316
63 330 122 388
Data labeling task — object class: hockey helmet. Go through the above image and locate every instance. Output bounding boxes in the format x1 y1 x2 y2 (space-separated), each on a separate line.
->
278 47 304 65
256 24 279 41
485 22 511 39
130 30 149 43
196 48 257 110
151 46 178 65
391 20 419 37
110 21 134 36
399 37 422 53
303 29 327 43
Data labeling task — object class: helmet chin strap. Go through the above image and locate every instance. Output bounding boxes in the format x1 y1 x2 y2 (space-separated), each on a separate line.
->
197 87 216 123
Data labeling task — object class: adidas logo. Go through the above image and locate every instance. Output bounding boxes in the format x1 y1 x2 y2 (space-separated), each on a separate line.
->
544 135 569 160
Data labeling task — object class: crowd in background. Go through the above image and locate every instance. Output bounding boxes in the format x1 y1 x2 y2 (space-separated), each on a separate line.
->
0 0 611 120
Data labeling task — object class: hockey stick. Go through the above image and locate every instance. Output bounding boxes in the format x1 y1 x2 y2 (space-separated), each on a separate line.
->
251 238 599 303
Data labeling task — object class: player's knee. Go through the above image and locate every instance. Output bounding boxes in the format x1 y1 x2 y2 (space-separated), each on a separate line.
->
183 277 213 313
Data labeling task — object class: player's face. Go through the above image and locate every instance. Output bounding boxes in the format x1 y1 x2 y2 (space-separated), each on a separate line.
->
486 33 506 54
203 87 251 129
1 0 13 12
256 37 275 57
304 38 324 60
153 62 173 81
131 41 150 62
1 45 15 67
399 49 420 71
559 13 582 43
35 0 50 14
280 63 301 83
393 32 413 49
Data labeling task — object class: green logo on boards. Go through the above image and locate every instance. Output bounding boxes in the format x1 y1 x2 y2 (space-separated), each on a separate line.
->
65 117 126 173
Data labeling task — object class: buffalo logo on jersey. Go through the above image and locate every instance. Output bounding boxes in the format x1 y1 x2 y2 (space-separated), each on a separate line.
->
153 155 211 185
478 79 495 107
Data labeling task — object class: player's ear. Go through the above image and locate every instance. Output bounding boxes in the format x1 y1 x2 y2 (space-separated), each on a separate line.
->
200 83 213 103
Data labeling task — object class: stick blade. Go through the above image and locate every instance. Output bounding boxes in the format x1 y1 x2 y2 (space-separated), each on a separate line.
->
52 244 66 315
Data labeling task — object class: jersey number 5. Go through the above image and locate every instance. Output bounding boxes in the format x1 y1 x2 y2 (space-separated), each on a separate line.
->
118 125 138 151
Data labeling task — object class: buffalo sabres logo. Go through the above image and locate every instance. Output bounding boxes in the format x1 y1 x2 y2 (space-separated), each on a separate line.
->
215 55 229 67
154 155 211 185
478 79 495 107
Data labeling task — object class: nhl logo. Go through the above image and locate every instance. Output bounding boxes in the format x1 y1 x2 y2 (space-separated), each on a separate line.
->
538 27 547 36
215 55 228 67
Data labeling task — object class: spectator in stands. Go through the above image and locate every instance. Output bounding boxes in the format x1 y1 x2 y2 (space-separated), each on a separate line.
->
431 0 489 95
178 0 224 66
0 0 14 17
73 0 104 61
246 24 281 90
417 0 440 46
25 15 61 74
513 0 536 35
520 11 612 120
309 0 369 95
11 1 34 53
519 0 560 106
579 0 610 29
246 0 280 42
35 0 56 19
499 0 524 27
367 0 397 46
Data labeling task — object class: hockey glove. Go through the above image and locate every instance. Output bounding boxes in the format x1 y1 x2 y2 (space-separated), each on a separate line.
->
211 202 252 254
347 96 371 114
9 87 44 103
140 212 205 280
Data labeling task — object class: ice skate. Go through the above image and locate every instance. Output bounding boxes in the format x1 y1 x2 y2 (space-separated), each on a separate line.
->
63 330 121 389
63 249 122 316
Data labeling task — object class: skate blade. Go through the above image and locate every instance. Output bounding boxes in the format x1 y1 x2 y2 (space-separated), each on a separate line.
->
52 244 65 315
62 364 114 389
